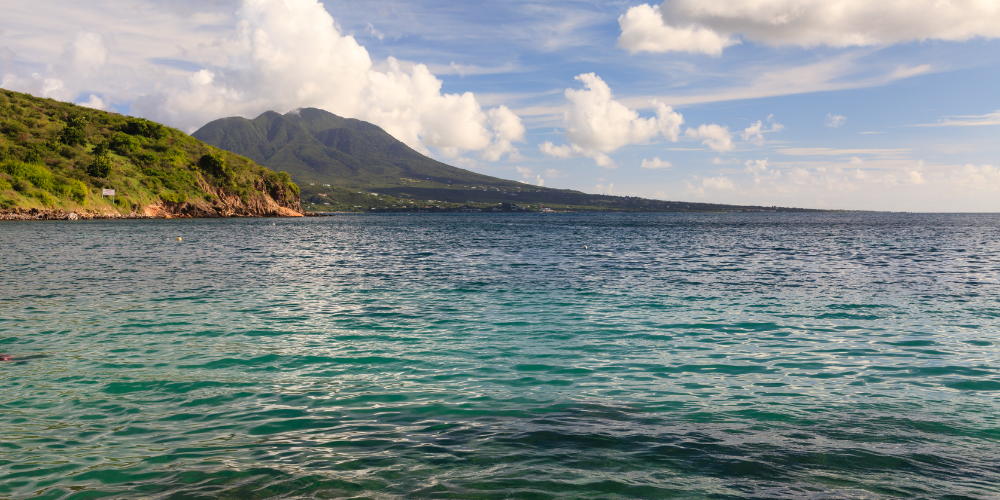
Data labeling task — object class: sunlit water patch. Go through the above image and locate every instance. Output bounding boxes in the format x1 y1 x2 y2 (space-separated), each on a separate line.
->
2 213 999 499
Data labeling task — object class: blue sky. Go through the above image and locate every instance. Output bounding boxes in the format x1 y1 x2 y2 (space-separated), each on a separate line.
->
3 0 999 210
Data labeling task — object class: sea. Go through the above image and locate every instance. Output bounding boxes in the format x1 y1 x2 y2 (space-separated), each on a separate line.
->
1 213 999 499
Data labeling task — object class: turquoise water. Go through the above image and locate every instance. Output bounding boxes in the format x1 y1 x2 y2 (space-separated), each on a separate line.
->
2 213 999 499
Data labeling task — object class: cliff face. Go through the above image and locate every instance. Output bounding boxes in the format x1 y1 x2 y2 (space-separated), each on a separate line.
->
0 89 302 219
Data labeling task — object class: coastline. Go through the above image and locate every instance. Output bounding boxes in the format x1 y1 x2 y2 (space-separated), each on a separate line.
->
0 204 303 221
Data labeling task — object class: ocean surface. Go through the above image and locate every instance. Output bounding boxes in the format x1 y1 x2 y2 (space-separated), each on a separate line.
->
2 213 999 500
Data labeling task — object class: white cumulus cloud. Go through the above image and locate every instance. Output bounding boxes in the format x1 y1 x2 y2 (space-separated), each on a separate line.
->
617 4 738 56
744 158 769 173
618 0 1000 55
703 176 736 191
77 94 108 110
641 157 673 169
540 73 684 168
684 124 734 152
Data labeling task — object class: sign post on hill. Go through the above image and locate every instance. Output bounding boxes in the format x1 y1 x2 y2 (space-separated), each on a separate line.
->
102 189 115 204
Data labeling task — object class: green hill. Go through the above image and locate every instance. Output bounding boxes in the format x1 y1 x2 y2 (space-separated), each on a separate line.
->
194 108 822 213
0 89 301 219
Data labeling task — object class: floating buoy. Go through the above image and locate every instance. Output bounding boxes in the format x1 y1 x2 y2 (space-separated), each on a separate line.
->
0 354 12 362
584 245 588 250
177 237 182 242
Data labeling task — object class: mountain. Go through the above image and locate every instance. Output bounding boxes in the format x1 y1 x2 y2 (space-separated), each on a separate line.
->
194 108 822 213
0 89 301 219
192 107 543 204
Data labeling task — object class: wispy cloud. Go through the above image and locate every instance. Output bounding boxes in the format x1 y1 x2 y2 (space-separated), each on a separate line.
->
825 114 847 128
912 110 1000 127
425 62 521 77
778 148 911 159
621 55 932 107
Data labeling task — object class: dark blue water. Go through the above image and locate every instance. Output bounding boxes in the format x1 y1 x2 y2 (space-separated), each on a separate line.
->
2 213 999 499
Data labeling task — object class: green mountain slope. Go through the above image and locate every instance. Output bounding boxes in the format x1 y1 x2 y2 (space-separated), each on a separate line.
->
194 108 822 213
0 89 301 218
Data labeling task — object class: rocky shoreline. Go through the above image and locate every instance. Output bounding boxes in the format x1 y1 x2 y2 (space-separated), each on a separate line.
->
1 204 303 221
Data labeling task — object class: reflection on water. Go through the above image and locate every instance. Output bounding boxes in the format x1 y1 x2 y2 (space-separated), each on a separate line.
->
1 213 999 499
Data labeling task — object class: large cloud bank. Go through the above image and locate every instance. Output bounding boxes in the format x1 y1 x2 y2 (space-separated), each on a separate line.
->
619 0 1000 55
1 0 523 160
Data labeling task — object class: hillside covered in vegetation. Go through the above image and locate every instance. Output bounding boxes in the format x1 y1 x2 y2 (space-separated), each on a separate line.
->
0 89 301 219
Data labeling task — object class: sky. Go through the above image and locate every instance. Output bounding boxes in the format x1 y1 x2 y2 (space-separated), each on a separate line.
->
2 0 999 211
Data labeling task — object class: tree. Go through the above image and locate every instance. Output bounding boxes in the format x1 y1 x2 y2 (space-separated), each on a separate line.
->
88 144 112 178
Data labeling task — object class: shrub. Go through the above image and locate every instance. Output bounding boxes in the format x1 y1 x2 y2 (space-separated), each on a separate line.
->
1 120 27 138
55 176 87 203
0 177 11 191
160 190 188 204
68 115 89 129
135 151 158 166
30 189 56 206
60 124 87 146
0 159 54 191
109 132 140 155
265 170 299 198
198 152 225 175
88 152 113 178
198 152 234 183
163 150 187 167
21 148 41 164
265 171 290 187
120 117 166 139
0 194 14 210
